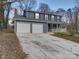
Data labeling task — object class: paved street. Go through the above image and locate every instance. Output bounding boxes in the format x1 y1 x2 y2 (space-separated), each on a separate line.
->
17 33 79 59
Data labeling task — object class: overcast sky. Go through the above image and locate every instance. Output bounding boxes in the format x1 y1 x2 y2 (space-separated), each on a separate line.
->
37 0 76 10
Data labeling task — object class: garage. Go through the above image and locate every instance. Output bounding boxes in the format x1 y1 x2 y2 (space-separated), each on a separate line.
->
15 21 44 33
32 23 43 33
16 22 31 33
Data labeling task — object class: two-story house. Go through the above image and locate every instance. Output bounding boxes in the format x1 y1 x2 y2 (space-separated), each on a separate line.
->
14 10 66 33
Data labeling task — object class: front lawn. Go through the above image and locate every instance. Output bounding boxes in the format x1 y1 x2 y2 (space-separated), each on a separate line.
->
52 32 79 43
0 29 27 59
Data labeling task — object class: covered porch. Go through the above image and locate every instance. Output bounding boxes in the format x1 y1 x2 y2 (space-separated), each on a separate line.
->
48 23 66 32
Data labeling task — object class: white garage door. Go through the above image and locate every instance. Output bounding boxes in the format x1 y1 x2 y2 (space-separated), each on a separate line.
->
17 22 30 33
32 23 43 33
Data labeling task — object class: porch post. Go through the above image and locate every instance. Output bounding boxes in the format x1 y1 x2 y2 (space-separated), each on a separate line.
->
60 24 62 32
57 24 58 32
52 24 53 32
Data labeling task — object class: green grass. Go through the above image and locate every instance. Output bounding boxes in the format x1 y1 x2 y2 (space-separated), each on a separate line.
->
52 32 79 43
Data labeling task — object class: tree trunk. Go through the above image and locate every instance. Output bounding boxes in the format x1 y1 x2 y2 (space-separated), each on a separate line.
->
75 11 78 33
5 2 11 29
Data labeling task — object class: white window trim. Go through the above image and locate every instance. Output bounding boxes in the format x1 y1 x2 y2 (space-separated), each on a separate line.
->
35 13 39 19
57 16 60 19
51 15 54 21
45 15 48 20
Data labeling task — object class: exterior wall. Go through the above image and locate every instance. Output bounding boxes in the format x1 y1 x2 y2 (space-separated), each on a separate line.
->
25 11 62 22
26 12 35 19
14 11 67 33
40 14 45 21
14 20 17 32
14 20 67 33
43 23 48 33
14 20 47 33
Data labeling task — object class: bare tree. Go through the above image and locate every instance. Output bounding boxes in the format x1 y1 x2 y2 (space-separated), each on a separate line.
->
73 7 79 33
37 3 51 12
72 0 79 33
67 8 72 24
20 0 37 10
0 0 5 21
4 0 13 28
0 0 7 29
56 8 66 15
66 8 76 32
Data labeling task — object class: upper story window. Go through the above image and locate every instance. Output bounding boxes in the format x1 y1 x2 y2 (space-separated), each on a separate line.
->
35 13 39 19
51 15 54 21
57 16 61 21
45 15 48 20
57 16 60 19
7 0 13 2
26 12 34 19
26 12 30 18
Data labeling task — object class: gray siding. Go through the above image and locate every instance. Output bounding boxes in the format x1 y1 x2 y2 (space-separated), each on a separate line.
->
14 11 67 33
43 23 48 33
26 12 35 19
24 11 62 22
14 20 47 33
14 21 17 32
40 14 45 21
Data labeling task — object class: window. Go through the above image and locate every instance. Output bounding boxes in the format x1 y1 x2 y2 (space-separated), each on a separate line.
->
26 12 30 18
40 14 44 20
26 12 34 19
57 16 60 19
53 24 57 29
45 15 48 20
7 0 13 2
57 16 61 21
51 15 54 21
35 13 39 19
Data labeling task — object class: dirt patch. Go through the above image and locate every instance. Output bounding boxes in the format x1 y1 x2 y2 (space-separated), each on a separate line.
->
0 32 27 59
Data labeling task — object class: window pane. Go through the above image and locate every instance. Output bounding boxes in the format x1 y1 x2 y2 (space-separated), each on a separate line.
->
35 13 39 19
45 15 48 20
51 15 54 21
26 12 30 18
57 16 60 19
57 16 60 21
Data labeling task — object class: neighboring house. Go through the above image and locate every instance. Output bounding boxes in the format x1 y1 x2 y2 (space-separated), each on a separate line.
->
14 10 67 33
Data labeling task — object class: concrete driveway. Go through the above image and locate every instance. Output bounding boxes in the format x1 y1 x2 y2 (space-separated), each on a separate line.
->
17 33 79 59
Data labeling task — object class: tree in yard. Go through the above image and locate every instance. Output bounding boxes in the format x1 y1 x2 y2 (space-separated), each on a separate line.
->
66 8 76 32
0 0 7 29
37 3 51 12
0 0 5 21
19 0 37 10
67 8 72 23
56 8 66 15
73 6 79 33
4 0 14 28
71 0 79 33
56 8 67 22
